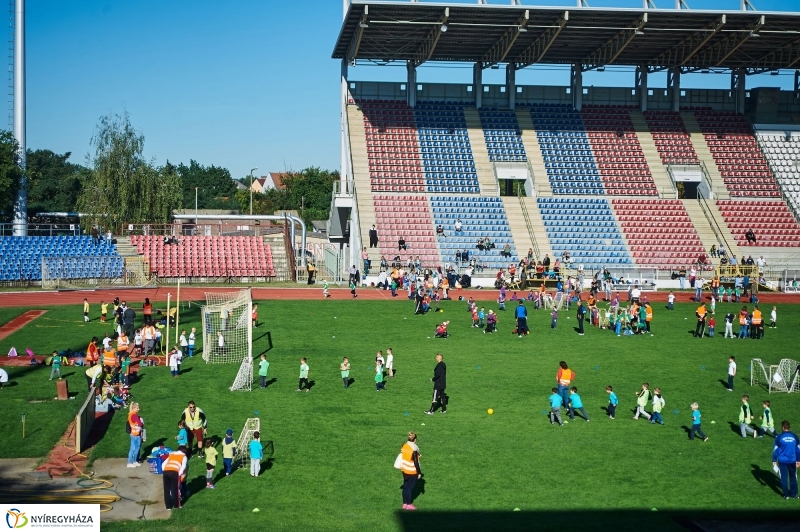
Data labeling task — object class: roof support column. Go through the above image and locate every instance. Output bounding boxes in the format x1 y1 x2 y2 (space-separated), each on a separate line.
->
474 63 483 109
407 61 417 108
636 65 648 112
571 63 583 111
341 59 351 192
506 65 516 110
668 66 681 112
731 67 746 114
795 70 800 100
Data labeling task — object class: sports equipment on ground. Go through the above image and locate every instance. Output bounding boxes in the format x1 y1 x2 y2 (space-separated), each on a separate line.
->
201 289 253 364
488 408 494 415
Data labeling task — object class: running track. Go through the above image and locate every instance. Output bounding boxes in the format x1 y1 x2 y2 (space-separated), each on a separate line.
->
0 286 798 307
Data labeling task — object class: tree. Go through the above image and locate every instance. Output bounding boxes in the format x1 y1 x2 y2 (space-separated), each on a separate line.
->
0 130 22 220
175 160 238 210
76 112 182 231
26 149 85 214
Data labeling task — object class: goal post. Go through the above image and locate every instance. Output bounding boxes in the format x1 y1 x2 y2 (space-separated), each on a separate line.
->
230 356 254 392
201 289 253 364
751 358 800 393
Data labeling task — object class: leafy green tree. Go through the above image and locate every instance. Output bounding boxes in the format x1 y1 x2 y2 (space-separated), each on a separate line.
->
76 112 182 231
0 130 22 220
175 160 238 210
26 149 86 213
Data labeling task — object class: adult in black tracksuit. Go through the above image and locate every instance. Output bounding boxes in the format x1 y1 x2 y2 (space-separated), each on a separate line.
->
425 353 447 414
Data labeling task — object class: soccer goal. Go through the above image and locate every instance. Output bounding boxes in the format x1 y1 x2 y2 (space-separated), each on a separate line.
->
201 289 253 364
235 418 260 471
230 356 253 392
751 358 800 393
777 358 800 393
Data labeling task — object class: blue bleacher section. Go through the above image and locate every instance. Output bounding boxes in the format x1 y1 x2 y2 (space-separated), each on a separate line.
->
430 196 517 269
0 236 123 281
537 198 631 267
414 103 480 194
478 108 526 162
528 104 604 195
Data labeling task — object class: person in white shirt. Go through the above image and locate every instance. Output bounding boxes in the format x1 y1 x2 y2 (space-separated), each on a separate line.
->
102 334 112 351
386 348 395 379
217 331 225 355
169 347 182 378
728 356 737 391
179 330 189 357
630 286 641 304
454 219 463 233
133 329 143 356
375 350 385 369
667 291 675 310
756 256 766 269
770 306 777 328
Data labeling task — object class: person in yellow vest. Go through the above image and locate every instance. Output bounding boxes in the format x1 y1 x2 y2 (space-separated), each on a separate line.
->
162 445 187 510
85 364 104 391
102 346 118 368
127 402 144 467
143 323 156 358
694 303 707 338
398 432 422 511
751 305 763 339
180 400 208 456
645 303 653 334
711 276 721 300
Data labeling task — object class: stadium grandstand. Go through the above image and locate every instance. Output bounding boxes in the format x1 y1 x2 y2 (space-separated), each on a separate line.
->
328 0 800 291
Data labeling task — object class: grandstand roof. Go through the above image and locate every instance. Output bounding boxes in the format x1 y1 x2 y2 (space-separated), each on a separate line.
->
333 1 800 72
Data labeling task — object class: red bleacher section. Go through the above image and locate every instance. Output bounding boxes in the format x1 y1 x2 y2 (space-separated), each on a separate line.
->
643 110 699 165
360 100 424 192
131 235 276 277
373 195 438 266
581 105 658 195
692 110 780 197
715 200 800 247
612 199 706 268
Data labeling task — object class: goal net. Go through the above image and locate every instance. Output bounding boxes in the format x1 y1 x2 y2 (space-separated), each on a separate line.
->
230 356 253 392
201 289 252 364
777 358 800 393
751 358 800 393
235 418 260 470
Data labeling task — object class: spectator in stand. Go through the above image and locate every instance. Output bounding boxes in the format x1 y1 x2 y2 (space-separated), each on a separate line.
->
536 261 545 279
462 249 470 263
369 225 379 248
710 245 717 258
380 256 389 271
455 250 462 263
689 266 697 288
527 248 534 262
436 225 444 237
745 229 756 244
454 219 463 233
730 255 737 267
398 237 408 251
756 256 766 269
553 258 561 274
485 237 495 250
502 243 512 258
746 255 755 266
362 248 370 274
718 243 726 258
542 254 551 273
476 238 485 251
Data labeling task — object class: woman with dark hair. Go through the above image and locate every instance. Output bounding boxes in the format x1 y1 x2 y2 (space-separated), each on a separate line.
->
556 361 575 412
142 298 152 324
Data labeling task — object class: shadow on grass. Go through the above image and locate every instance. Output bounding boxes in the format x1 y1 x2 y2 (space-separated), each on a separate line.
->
395 509 800 532
263 378 277 388
751 464 783 495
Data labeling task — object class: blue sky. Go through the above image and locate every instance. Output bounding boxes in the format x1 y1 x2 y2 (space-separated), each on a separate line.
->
2 0 800 180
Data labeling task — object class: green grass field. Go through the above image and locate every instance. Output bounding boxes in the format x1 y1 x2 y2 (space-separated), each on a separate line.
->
1 296 799 531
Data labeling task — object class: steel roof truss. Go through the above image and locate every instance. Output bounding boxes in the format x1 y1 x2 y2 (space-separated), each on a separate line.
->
582 13 647 71
749 36 800 71
481 10 529 69
514 11 569 70
346 6 369 63
412 8 449 67
685 15 764 70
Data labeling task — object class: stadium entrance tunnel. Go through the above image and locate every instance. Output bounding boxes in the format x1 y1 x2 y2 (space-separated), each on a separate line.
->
396 509 800 532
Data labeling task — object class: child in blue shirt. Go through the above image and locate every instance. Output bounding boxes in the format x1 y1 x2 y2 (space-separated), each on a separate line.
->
478 307 486 328
497 294 506 311
568 387 589 421
689 402 709 442
176 420 189 447
249 431 264 477
549 388 564 426
606 385 618 419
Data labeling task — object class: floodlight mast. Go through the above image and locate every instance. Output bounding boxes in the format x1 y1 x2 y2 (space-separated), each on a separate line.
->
12 0 26 237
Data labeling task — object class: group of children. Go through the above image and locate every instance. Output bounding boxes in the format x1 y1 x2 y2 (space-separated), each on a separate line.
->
170 426 261 489
548 386 590 425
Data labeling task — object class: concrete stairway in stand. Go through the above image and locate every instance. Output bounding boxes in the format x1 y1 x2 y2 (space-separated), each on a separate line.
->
516 109 553 197
347 104 380 263
463 107 500 196
114 236 140 257
629 110 677 199
680 112 731 200
681 199 741 264
517 197 554 261
263 233 292 282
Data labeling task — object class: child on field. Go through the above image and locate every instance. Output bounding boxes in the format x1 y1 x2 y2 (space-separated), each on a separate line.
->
297 358 310 392
739 395 757 438
101 301 108 322
188 328 196 357
484 311 497 334
606 385 618 419
471 306 479 328
350 280 358 298
258 355 269 389
323 279 330 298
176 420 189 447
770 306 777 328
204 438 218 489
728 356 736 391
120 352 131 386
249 431 263 477
340 357 350 389
726 287 733 304
435 321 450 338
478 307 486 328
568 387 589 421
707 316 716 338
549 388 564 426
222 429 236 476
386 348 394 379
650 387 665 425
375 361 385 391
551 308 558 329
758 400 775 437
169 347 181 378
49 350 62 380
497 293 506 311
180 330 188 357
724 312 735 338
710 296 716 316
633 383 652 420
83 298 90 322
689 402 709 442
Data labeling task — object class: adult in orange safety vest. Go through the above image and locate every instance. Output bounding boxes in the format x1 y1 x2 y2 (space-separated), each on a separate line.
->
645 303 653 333
127 402 144 467
694 303 707 338
162 446 187 510
751 305 762 339
556 361 574 409
398 432 422 510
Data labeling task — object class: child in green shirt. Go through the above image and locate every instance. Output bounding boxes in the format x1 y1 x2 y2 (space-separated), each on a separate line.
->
340 357 350 389
650 387 665 425
375 361 385 391
49 350 62 380
758 400 775 437
121 354 131 386
258 355 269 389
222 428 236 476
323 279 330 298
297 358 310 392
204 438 218 489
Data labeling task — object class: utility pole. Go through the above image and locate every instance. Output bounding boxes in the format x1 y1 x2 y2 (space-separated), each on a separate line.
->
249 167 258 216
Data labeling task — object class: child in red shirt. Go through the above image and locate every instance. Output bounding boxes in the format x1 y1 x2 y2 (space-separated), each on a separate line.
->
708 316 716 338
